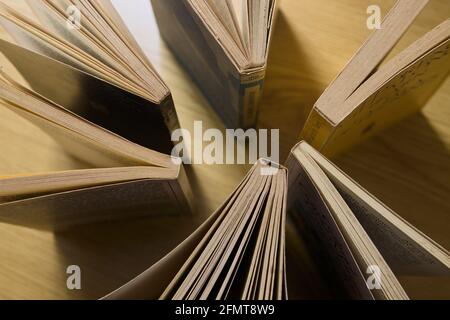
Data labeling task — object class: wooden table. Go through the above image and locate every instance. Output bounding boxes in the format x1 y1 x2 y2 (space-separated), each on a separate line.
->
0 0 448 299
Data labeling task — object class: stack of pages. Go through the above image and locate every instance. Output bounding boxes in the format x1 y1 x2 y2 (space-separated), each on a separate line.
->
301 0 450 157
151 0 277 128
104 160 288 300
0 0 180 154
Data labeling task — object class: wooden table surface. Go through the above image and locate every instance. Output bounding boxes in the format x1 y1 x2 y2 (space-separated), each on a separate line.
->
0 0 449 299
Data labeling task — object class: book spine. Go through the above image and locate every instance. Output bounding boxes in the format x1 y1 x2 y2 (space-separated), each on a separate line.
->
160 95 181 136
169 164 194 215
240 70 266 128
299 108 334 152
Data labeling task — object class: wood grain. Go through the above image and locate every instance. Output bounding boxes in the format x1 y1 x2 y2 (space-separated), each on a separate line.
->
0 0 448 299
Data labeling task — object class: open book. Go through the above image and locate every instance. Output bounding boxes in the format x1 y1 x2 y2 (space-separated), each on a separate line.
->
0 1 191 231
151 0 277 128
0 71 192 231
286 141 450 300
0 0 180 154
104 160 287 300
300 0 450 157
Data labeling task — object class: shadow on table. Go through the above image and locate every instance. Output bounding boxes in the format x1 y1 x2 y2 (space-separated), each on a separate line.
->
257 11 324 161
335 112 450 248
335 111 450 299
52 214 199 299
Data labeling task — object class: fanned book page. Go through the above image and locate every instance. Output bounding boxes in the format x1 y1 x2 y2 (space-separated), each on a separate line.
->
151 0 277 128
104 160 288 300
300 0 450 157
201 0 273 68
286 141 450 300
0 0 180 154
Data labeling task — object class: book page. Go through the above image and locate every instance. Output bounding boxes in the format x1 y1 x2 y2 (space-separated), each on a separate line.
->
0 37 175 155
0 12 137 95
248 0 271 65
174 167 269 299
26 0 119 69
228 0 249 51
160 164 258 299
206 0 246 56
291 148 412 299
323 35 450 157
286 154 374 299
0 178 182 231
331 176 450 276
301 142 450 276
314 0 428 116
0 166 177 201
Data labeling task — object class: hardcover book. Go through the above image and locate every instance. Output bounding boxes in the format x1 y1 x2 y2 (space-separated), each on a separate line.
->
300 0 450 157
151 0 277 128
286 141 450 299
